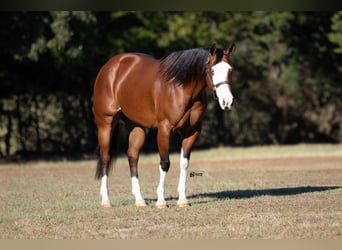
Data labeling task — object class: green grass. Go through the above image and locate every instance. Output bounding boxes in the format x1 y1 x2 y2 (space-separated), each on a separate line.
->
0 144 341 239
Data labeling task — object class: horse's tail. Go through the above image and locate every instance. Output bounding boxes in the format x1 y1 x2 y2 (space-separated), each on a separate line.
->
95 122 121 180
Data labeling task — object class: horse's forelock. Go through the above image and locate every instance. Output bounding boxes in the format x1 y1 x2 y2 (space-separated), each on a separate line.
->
213 48 225 65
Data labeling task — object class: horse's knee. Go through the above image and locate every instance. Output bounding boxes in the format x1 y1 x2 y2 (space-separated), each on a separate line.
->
160 160 170 172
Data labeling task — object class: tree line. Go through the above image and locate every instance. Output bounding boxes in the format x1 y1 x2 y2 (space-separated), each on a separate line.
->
0 11 341 159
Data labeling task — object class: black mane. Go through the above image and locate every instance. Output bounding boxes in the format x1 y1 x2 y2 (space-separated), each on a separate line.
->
159 47 210 84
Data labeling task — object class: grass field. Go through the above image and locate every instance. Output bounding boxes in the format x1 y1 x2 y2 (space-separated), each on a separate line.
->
0 144 341 239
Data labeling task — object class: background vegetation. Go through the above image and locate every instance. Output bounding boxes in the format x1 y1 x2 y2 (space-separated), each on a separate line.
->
1 11 341 158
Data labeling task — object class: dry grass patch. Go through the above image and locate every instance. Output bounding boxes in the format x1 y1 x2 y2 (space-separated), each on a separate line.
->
0 144 341 239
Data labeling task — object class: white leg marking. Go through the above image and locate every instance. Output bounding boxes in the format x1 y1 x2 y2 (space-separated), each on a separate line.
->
100 175 111 207
156 165 167 208
131 176 146 207
177 149 190 207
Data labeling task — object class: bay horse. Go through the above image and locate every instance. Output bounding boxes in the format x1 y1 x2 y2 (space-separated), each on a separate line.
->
93 43 235 208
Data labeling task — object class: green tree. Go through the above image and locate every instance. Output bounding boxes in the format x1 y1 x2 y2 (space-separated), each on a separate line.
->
1 11 341 159
328 11 342 53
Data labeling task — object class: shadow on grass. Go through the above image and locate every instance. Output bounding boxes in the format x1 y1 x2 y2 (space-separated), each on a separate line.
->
115 186 341 207
189 186 342 200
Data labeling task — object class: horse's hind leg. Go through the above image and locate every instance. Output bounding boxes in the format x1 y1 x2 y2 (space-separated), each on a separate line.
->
97 121 112 207
95 110 121 207
127 125 147 207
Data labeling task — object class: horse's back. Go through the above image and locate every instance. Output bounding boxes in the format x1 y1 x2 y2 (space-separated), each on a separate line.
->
95 52 157 87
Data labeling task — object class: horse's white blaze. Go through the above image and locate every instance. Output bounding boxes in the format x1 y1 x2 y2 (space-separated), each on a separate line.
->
212 61 234 110
131 176 144 203
212 61 231 84
177 149 189 203
156 165 167 205
100 175 110 204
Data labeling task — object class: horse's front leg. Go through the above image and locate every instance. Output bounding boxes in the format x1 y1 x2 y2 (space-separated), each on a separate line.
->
155 125 171 208
177 149 190 207
177 129 201 207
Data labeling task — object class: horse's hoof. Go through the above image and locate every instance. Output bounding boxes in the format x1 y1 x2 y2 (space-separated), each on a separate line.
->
155 201 167 209
101 201 112 208
177 199 190 208
135 200 147 207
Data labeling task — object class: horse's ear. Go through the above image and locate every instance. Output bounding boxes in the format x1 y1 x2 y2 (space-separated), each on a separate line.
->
224 43 235 55
210 43 216 55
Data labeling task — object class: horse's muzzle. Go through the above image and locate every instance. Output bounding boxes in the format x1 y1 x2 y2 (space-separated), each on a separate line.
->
220 96 234 110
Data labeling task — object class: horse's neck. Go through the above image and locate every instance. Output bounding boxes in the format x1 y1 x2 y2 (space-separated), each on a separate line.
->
188 80 207 100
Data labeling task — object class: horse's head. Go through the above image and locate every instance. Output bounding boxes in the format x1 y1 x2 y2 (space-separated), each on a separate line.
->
206 43 235 110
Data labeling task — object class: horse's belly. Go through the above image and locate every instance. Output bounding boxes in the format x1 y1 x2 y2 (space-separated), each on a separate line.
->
117 83 158 128
121 103 157 128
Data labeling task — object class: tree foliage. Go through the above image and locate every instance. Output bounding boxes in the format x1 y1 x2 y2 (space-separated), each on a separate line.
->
0 11 341 158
